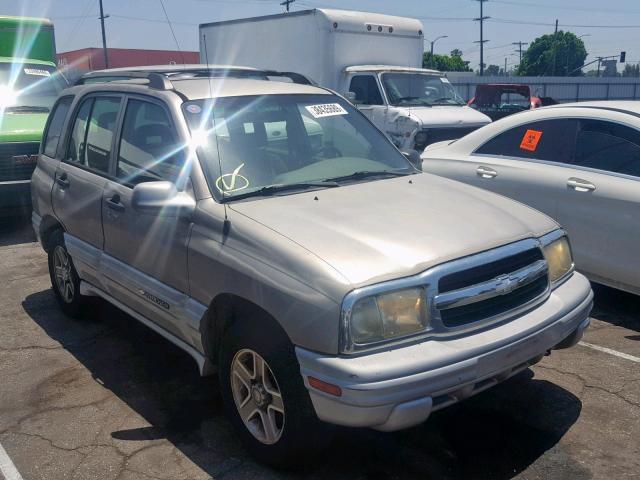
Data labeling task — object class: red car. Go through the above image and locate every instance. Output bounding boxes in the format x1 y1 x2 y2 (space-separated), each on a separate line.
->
468 84 557 121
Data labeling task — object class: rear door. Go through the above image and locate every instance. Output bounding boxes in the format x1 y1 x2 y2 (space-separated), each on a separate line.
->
557 118 640 293
52 95 122 249
427 119 578 220
100 96 193 340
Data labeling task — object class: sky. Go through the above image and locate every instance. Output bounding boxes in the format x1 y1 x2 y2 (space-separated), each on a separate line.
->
3 0 640 73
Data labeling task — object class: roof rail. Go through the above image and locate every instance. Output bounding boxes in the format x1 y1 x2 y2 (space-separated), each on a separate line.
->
75 67 315 87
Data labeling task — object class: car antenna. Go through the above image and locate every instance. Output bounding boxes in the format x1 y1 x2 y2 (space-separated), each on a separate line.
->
203 34 230 236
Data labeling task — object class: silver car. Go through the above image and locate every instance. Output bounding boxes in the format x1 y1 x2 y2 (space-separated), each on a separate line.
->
31 71 592 467
422 101 640 297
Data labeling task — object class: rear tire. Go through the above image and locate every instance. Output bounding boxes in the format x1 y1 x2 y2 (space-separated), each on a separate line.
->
47 230 89 318
219 319 331 469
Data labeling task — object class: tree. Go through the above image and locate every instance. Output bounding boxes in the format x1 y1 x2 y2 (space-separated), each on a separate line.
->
622 63 640 78
517 31 587 76
485 64 501 76
423 49 473 72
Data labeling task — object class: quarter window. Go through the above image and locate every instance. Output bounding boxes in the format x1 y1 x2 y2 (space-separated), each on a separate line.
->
43 97 72 158
349 75 384 106
475 119 577 164
116 99 184 185
574 120 640 177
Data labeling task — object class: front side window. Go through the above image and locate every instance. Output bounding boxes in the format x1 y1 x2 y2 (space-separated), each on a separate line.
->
43 96 72 157
66 98 93 164
475 119 578 164
117 99 185 186
349 75 383 105
574 120 640 177
183 94 414 200
381 73 465 106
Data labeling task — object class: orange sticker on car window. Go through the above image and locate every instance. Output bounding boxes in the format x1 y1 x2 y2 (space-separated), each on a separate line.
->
520 129 543 152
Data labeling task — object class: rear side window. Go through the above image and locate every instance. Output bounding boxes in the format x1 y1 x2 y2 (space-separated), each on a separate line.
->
116 99 184 185
66 98 93 164
43 97 72 157
475 119 577 164
574 120 640 177
349 75 383 106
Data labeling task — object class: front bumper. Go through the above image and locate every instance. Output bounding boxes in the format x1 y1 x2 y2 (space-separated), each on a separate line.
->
0 180 31 215
296 272 593 432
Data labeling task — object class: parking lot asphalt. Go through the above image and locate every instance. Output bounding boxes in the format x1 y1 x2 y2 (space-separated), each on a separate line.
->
0 215 639 480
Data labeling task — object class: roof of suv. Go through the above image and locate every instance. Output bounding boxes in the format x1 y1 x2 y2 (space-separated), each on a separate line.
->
66 76 331 100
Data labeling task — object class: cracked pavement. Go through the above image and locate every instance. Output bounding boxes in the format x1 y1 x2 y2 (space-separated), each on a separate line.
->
0 216 638 479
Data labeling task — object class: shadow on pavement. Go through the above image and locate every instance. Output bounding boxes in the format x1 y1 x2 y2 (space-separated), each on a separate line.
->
591 283 640 333
22 289 586 479
0 213 36 247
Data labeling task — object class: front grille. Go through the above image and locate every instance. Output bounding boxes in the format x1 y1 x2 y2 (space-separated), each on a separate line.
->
425 126 479 146
437 246 548 329
0 142 39 182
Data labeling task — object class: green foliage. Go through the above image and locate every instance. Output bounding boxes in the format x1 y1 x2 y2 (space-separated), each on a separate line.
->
485 64 501 76
622 63 640 77
423 49 473 72
517 31 587 76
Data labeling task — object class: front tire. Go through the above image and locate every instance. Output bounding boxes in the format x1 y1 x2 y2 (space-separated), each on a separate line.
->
219 321 330 468
47 230 88 318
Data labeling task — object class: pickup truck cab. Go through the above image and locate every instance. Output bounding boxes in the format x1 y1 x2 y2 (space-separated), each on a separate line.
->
32 70 592 467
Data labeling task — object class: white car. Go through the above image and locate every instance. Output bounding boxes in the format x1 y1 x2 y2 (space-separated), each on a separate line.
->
422 101 640 296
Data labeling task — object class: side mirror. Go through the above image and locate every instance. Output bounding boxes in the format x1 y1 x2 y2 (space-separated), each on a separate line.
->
344 91 360 104
401 149 422 171
131 181 195 218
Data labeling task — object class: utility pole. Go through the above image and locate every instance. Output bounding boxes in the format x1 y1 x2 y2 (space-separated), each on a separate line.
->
473 0 490 76
504 57 507 76
429 35 448 69
512 41 527 64
280 0 295 12
597 56 602 77
98 0 109 68
554 19 559 34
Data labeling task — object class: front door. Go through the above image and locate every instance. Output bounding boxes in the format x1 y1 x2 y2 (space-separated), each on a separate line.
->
101 96 194 340
348 74 387 130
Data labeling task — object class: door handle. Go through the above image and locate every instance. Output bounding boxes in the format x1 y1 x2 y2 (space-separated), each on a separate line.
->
567 177 596 192
55 173 70 189
476 166 498 178
106 195 125 212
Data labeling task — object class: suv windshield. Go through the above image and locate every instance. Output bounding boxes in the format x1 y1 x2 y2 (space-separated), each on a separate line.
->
382 73 465 107
0 63 68 112
183 94 415 201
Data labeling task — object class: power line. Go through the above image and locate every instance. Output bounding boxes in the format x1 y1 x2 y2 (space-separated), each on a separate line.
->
512 40 528 63
158 0 185 64
489 17 640 28
280 0 295 12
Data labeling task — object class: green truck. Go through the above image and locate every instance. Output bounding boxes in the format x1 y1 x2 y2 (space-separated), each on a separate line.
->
0 16 68 217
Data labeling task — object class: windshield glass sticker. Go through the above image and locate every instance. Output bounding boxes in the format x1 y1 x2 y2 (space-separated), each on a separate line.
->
216 163 249 193
305 103 348 119
520 129 543 152
185 103 201 114
24 68 51 76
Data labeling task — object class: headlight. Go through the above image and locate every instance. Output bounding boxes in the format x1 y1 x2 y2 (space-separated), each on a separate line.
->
348 287 429 347
543 235 574 283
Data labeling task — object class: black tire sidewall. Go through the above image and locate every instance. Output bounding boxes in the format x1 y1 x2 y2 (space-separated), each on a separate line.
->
219 321 329 468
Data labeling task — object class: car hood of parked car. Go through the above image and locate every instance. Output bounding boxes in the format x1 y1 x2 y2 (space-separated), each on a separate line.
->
393 104 491 129
229 173 557 288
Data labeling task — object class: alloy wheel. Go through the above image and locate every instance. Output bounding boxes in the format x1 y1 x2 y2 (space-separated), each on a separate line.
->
230 349 285 445
53 246 74 303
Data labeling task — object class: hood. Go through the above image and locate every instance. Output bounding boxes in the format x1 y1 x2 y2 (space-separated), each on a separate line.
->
395 105 491 128
229 173 557 288
0 111 48 142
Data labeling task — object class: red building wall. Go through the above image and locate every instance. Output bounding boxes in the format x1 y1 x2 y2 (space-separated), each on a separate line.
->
58 47 199 76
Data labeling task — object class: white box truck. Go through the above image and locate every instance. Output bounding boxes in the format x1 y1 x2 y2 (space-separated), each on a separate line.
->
199 9 491 151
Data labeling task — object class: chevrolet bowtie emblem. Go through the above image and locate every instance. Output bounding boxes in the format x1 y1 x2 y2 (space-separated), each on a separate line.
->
494 274 520 295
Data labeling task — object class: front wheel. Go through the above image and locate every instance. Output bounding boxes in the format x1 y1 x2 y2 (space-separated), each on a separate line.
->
219 321 331 468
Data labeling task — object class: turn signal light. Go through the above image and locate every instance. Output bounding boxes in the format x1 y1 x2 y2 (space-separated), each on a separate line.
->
308 376 342 397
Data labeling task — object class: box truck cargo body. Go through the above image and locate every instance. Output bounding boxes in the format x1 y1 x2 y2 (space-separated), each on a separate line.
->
199 9 491 151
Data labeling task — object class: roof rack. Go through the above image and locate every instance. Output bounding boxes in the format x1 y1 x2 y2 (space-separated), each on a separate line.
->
75 67 315 89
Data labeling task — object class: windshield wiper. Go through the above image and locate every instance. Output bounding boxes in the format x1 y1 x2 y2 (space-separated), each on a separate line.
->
324 170 414 183
428 97 464 106
220 180 339 202
4 105 50 113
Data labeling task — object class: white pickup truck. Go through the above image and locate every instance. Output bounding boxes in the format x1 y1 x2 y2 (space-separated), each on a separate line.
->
199 8 491 152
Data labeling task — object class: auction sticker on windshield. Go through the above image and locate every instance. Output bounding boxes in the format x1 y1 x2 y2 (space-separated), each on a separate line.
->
520 129 543 152
305 103 348 118
24 68 51 76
